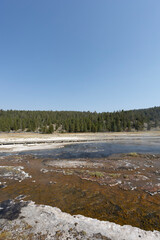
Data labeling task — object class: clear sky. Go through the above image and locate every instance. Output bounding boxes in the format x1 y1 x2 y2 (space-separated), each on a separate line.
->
0 0 160 112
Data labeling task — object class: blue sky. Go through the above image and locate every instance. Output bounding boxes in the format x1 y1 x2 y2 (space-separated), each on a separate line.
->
0 0 160 112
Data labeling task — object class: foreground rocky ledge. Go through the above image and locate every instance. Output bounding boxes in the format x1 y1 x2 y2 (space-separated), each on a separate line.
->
0 200 160 240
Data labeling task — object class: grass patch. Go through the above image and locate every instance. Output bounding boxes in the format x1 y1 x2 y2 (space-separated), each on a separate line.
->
88 171 104 178
127 152 138 157
109 173 121 178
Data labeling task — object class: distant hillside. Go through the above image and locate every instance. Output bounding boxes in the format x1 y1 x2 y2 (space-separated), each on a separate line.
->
0 107 160 133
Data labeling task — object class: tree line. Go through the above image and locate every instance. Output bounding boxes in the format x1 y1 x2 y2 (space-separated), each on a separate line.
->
0 107 160 133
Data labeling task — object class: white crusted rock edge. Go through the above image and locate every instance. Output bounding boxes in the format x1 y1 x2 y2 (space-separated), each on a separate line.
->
1 201 160 240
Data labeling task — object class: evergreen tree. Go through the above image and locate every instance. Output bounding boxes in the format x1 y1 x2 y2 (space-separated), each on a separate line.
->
48 124 54 134
0 107 159 133
111 121 117 132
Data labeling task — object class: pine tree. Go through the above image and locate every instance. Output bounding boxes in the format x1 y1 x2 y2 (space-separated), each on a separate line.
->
48 124 54 134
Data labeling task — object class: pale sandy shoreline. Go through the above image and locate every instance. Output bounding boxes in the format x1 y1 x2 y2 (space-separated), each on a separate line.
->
0 132 160 152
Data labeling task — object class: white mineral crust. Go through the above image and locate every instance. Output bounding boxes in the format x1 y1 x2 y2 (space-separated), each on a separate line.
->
12 201 160 240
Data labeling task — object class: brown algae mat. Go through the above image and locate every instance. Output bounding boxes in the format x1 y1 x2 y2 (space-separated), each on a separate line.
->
0 153 160 231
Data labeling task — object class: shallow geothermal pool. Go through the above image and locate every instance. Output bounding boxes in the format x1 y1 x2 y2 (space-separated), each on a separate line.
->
1 138 160 158
0 139 160 231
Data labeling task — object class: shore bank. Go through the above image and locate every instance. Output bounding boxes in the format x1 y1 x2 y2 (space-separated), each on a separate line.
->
0 132 160 152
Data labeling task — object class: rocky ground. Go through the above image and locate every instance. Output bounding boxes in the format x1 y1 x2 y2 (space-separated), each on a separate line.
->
0 199 160 240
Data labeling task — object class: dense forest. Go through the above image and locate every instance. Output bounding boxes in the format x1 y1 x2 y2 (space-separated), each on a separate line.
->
0 107 160 133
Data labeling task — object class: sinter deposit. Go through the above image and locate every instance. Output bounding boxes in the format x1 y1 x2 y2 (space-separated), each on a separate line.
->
0 199 160 240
